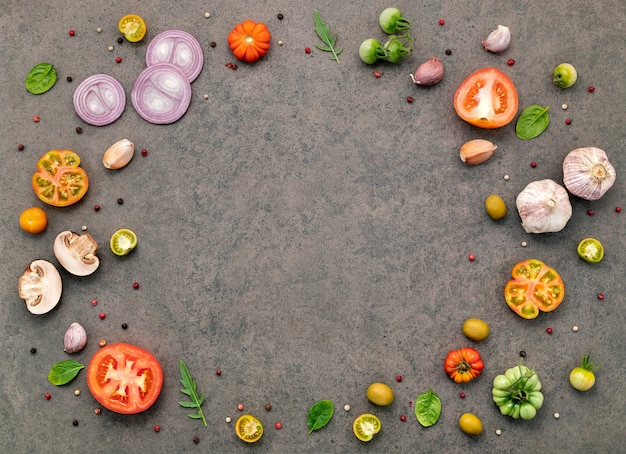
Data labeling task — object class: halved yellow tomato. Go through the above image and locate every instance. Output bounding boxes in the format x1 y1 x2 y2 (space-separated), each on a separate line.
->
32 150 88 207
236 414 263 443
353 414 381 442
118 14 147 42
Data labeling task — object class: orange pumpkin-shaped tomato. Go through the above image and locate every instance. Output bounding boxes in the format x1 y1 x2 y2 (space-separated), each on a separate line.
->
444 348 484 383
228 20 271 63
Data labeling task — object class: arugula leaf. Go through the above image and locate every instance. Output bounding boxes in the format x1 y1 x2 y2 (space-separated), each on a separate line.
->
307 399 334 434
414 389 441 427
313 10 342 64
48 360 84 386
516 105 550 140
26 62 57 94
179 360 207 427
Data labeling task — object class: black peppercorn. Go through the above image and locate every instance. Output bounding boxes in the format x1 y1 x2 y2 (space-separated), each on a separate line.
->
265 403 272 411
445 48 452 55
76 127 82 134
193 435 200 444
277 13 284 20
209 41 216 48
72 420 79 426
117 198 124 205
117 37 123 44
67 76 73 82
30 347 37 354
520 350 526 358
18 144 25 151
121 323 128 330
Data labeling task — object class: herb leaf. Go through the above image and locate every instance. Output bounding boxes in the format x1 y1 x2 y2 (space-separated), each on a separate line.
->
516 105 550 140
313 10 342 64
26 62 57 94
307 399 334 434
48 360 84 386
414 389 441 427
179 360 207 427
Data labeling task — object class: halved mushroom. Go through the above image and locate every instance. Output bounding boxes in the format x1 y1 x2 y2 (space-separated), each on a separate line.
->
53 231 100 276
18 259 63 315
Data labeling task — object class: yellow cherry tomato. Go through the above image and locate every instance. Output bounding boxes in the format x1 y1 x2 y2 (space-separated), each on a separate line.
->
459 413 483 436
19 207 48 234
353 414 381 442
235 414 263 443
118 14 147 43
462 318 490 341
366 382 394 406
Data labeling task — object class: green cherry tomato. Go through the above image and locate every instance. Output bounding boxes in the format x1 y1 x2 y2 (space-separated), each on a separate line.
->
569 353 597 391
110 228 138 256
553 63 578 88
577 238 604 263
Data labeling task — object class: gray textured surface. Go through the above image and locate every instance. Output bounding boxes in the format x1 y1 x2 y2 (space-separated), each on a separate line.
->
1 1 625 452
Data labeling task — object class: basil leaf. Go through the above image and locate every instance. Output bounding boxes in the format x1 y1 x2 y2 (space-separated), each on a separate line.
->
307 399 334 434
26 62 57 94
516 104 550 140
414 389 441 427
48 360 84 386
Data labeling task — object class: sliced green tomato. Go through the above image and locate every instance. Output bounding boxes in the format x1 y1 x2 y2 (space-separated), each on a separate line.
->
110 229 138 256
353 414 381 442
577 238 604 263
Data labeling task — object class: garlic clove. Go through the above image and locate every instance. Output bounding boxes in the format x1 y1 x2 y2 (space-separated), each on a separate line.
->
410 56 444 86
563 147 616 201
516 179 572 234
64 322 87 353
460 139 497 165
103 139 134 170
482 25 511 53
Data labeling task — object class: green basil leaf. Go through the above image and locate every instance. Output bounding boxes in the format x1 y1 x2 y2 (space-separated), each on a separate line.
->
414 389 441 427
307 399 334 434
26 63 57 94
516 104 550 140
48 360 84 386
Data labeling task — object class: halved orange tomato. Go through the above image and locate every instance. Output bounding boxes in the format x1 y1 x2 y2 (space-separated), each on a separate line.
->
32 150 88 207
454 67 518 128
118 14 147 43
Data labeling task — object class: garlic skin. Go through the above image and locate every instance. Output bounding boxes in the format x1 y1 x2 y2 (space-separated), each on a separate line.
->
516 179 572 234
64 322 87 353
482 25 511 53
460 139 497 165
410 57 444 86
563 147 616 200
103 139 134 170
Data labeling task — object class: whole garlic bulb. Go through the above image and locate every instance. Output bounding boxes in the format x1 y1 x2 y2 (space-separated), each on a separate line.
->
516 179 572 234
563 147 616 200
482 25 511 53
64 322 87 353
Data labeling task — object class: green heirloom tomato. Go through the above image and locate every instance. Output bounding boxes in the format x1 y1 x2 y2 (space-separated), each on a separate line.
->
492 365 544 420
569 353 597 391
553 63 577 88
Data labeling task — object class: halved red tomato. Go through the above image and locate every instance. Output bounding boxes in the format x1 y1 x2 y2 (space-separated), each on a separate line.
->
87 343 163 414
32 150 88 207
454 67 518 129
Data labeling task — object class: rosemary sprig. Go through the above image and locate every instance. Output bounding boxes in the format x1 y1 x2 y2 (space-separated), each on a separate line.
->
178 360 207 427
313 10 342 64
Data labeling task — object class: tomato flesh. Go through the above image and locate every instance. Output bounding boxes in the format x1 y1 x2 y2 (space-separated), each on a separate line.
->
87 343 163 414
454 67 518 129
32 150 88 207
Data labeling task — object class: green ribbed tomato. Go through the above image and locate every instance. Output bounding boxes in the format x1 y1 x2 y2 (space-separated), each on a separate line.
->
492 365 543 420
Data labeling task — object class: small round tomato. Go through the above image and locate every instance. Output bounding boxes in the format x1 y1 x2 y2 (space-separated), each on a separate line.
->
19 207 48 234
366 382 394 406
235 414 263 443
444 348 484 383
86 343 163 414
553 63 577 88
118 14 147 42
228 20 271 63
353 414 381 442
485 195 507 220
458 413 483 436
110 228 138 256
454 67 519 129
569 353 597 391
462 318 490 341
577 238 604 263
32 150 88 207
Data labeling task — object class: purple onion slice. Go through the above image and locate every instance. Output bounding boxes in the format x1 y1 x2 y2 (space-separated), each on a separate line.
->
146 30 204 82
73 74 126 126
131 63 192 125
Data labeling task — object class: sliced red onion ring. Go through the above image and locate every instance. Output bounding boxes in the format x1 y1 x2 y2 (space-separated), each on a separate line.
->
131 63 192 124
73 74 126 126
146 30 203 82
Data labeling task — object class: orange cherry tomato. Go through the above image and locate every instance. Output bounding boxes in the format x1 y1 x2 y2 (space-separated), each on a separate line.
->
444 348 484 383
454 67 519 129
228 20 271 63
504 259 565 319
19 207 48 234
87 343 163 414
32 150 88 207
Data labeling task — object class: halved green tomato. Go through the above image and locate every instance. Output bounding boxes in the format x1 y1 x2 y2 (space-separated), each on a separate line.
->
577 238 604 263
236 414 263 443
353 414 381 442
110 229 137 256
118 14 147 42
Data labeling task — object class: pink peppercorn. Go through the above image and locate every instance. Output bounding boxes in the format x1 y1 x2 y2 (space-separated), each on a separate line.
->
115 56 122 64
237 404 244 411
400 415 407 421
91 299 98 306
33 115 40 123
99 313 106 320
507 59 516 66
94 205 101 212
374 71 381 78
275 422 283 429
546 327 553 335
588 86 595 93
216 369 222 376
45 393 52 400
460 392 466 399
396 375 403 382
530 161 537 168
468 254 475 262
305 47 311 54
141 149 148 157
587 210 594 216
154 425 160 433
406 96 414 103
69 30 75 36
133 282 139 289
565 119 572 125
615 207 621 213
597 293 604 300
439 19 445 25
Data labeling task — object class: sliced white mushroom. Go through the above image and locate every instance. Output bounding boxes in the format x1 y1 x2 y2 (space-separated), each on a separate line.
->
53 231 100 276
18 259 63 315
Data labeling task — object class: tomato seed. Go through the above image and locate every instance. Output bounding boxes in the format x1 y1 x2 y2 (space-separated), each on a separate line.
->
237 404 244 411
507 59 516 66
265 403 272 411
406 96 414 103
277 13 284 20
439 19 445 25
275 422 283 429
94 205 101 211
616 207 622 213
460 392 466 399
76 127 82 134
193 436 200 444
445 48 452 55
396 375 403 382
546 327 553 334
305 47 311 53
133 282 139 289
141 149 148 156
530 161 537 168
72 420 78 426
33 115 40 122
374 71 381 78
18 144 25 151
69 30 75 36
587 210 594 216
468 254 475 261
400 415 407 422
45 393 51 400
154 425 160 433
565 119 572 125
99 313 106 320
588 86 595 93
115 56 122 64
30 347 37 354
597 293 604 300
122 323 128 330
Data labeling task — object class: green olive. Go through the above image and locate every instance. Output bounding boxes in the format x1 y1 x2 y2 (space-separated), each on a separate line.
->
485 195 506 220
553 63 577 88
463 318 490 341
